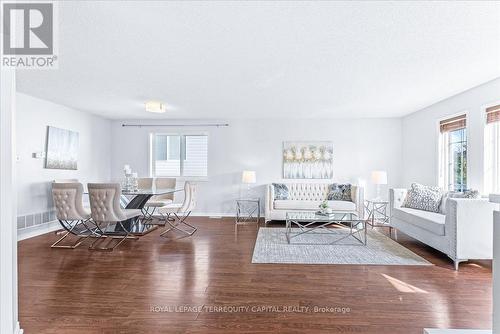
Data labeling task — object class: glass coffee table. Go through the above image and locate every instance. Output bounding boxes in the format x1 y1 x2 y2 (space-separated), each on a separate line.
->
285 211 367 245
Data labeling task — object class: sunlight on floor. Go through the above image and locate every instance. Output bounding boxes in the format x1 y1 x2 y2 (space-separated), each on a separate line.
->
381 273 428 294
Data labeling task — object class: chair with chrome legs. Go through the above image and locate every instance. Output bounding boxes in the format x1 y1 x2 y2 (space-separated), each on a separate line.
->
87 183 142 251
137 178 155 220
157 182 197 238
148 177 177 224
51 182 97 249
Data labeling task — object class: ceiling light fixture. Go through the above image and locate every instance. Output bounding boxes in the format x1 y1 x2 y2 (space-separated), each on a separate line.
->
145 100 166 113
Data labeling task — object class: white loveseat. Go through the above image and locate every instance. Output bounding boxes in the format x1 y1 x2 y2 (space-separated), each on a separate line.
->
265 183 364 222
390 188 497 270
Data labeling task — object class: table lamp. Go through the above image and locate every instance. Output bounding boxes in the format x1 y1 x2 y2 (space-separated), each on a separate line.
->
371 170 387 200
242 170 256 198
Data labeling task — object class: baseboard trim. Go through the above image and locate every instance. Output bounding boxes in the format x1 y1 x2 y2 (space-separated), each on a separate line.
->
424 329 491 334
16 213 260 241
190 212 264 218
190 212 235 218
17 220 61 241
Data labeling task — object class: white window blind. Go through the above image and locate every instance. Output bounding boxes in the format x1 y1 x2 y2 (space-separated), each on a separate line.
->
152 134 208 177
486 104 500 124
183 135 208 177
485 104 500 194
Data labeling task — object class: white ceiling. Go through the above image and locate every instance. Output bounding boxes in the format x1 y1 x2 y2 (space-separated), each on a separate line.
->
17 1 500 120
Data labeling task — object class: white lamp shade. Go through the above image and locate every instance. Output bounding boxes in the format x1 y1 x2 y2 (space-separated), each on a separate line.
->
371 171 388 185
242 170 256 184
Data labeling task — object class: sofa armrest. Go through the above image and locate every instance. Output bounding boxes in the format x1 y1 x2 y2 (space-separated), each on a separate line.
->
265 184 274 221
445 198 496 260
389 188 407 222
389 188 407 210
350 185 364 218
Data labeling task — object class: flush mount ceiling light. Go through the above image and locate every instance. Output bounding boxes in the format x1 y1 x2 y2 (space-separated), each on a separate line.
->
145 100 166 113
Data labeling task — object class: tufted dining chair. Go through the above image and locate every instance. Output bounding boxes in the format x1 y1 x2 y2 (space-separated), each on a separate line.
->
157 182 197 238
87 183 142 251
153 178 177 202
143 178 177 224
51 182 96 248
136 177 155 219
137 177 153 190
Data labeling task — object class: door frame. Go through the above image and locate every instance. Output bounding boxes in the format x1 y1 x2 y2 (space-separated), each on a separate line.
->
0 61 22 333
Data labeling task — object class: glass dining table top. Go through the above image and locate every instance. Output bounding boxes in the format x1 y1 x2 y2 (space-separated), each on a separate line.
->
84 188 182 195
121 188 182 195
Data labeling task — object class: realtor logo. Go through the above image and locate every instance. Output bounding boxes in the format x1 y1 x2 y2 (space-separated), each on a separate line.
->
1 2 58 69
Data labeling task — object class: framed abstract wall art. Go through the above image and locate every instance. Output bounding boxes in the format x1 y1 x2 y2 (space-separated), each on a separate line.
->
283 141 333 179
45 126 79 170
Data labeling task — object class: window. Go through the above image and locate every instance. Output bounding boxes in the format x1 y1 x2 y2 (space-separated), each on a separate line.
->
439 114 467 191
484 104 500 194
151 134 208 177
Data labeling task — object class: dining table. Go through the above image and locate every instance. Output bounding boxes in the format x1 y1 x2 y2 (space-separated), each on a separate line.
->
104 187 182 236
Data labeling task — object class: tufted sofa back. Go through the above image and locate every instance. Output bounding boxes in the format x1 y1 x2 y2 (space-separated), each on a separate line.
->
52 182 89 221
88 183 126 222
286 183 330 201
265 183 364 221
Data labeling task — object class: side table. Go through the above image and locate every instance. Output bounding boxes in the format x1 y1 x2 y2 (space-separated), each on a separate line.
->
235 198 261 224
365 199 392 234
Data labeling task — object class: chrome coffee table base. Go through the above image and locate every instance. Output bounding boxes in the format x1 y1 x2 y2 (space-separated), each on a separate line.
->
285 212 367 246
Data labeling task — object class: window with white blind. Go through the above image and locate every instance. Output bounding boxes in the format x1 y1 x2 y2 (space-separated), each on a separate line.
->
150 134 208 178
439 114 467 191
484 104 500 194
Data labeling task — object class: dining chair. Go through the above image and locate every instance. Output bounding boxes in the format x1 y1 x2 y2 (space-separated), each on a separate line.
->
136 177 154 219
53 177 93 213
158 182 197 238
87 183 142 251
145 177 177 224
137 177 153 189
51 182 97 248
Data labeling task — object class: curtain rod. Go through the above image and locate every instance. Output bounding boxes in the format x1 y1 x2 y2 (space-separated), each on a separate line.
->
122 123 229 128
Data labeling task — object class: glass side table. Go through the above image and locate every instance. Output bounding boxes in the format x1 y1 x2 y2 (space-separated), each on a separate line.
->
364 199 392 234
235 198 261 224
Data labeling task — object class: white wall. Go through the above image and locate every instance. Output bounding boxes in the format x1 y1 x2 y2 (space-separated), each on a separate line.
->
111 118 403 215
494 208 500 333
16 93 112 223
401 78 500 193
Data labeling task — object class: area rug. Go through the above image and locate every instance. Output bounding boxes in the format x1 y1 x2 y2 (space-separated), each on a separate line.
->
251 227 431 265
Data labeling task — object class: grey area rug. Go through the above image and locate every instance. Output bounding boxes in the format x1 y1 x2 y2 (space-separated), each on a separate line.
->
252 227 431 265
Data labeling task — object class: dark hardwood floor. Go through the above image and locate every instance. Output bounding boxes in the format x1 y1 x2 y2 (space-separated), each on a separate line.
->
18 218 492 333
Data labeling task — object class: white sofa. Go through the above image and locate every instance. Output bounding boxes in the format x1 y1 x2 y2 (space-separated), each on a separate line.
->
390 188 497 270
265 183 364 222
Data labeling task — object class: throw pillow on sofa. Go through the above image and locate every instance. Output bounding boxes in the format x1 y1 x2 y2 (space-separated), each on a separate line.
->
272 183 289 200
403 183 443 213
456 190 480 199
439 189 481 214
327 183 352 201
